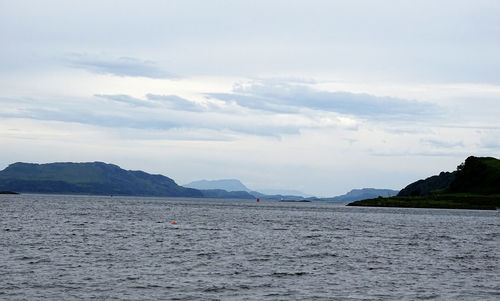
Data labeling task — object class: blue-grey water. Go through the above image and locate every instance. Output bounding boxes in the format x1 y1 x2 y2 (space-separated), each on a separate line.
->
1 194 499 300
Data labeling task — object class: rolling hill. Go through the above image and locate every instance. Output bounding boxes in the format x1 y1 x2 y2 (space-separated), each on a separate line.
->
0 162 202 197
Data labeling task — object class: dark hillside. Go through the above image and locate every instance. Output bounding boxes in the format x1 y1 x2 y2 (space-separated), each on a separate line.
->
0 162 202 197
398 172 456 196
448 156 500 194
350 156 500 210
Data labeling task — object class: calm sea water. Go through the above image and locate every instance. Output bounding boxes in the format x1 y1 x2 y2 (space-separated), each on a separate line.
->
1 194 498 300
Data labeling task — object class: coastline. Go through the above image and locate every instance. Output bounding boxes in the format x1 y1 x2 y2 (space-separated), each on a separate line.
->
347 194 500 210
0 191 19 195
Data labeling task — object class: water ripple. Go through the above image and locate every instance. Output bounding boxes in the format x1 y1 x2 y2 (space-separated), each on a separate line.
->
0 195 499 300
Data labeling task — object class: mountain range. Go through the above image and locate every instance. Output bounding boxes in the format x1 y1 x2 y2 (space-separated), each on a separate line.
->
184 179 314 198
184 179 251 192
0 161 400 202
322 188 399 202
0 162 202 197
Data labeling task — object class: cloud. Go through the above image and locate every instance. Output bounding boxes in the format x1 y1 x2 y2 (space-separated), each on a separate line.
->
370 151 471 158
146 94 205 112
0 96 175 130
0 77 446 141
95 94 208 112
0 95 306 138
421 138 465 149
207 81 438 120
62 53 177 79
95 94 155 107
480 133 500 150
23 106 178 130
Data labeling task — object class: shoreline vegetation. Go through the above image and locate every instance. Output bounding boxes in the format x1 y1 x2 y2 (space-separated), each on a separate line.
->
347 194 500 210
348 156 500 210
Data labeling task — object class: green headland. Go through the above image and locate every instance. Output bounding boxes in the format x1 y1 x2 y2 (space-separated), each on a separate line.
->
348 156 500 210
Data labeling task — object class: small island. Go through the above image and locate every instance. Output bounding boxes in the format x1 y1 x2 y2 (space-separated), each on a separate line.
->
279 199 311 202
0 191 19 194
348 156 500 210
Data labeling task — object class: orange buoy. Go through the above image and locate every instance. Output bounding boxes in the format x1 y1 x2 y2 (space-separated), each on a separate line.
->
171 221 177 225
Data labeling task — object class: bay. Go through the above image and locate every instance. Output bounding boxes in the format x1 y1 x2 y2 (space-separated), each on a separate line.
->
1 194 499 300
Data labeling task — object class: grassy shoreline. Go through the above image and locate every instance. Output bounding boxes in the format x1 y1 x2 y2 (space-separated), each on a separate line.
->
347 193 500 210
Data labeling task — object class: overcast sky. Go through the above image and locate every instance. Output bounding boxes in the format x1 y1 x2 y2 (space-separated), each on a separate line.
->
1 0 499 196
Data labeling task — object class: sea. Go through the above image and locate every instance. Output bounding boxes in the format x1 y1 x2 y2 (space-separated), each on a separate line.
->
1 194 499 300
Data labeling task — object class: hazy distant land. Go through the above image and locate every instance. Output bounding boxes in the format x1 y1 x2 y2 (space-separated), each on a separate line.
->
1 156 498 210
0 162 396 202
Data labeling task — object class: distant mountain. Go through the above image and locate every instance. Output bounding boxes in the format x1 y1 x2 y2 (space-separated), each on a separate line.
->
199 189 255 199
184 179 316 200
324 188 399 202
185 179 251 192
0 162 202 197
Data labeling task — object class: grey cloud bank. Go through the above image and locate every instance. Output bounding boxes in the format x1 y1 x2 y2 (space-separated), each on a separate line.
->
63 54 176 79
209 81 437 119
1 1 499 82
95 94 156 107
0 94 302 137
0 79 442 138
146 94 206 112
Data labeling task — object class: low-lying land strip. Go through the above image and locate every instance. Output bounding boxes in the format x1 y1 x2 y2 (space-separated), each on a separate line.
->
348 193 500 210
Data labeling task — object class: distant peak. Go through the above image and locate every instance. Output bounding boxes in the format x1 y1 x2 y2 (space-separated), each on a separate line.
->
184 179 250 192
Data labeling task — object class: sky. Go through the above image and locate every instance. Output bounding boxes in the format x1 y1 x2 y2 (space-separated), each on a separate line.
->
1 0 499 196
